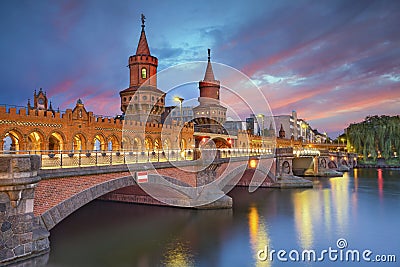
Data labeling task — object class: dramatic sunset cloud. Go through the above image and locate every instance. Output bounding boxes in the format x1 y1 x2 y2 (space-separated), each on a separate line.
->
0 0 399 137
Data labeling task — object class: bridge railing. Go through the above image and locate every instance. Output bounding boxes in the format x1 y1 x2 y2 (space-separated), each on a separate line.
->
1 148 276 169
293 147 321 157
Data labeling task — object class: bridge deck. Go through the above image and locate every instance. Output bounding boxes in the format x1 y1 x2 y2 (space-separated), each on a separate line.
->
33 171 130 216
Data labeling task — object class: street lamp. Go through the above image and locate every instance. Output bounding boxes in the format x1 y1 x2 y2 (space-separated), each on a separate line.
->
301 122 307 142
256 114 265 136
257 114 265 149
174 97 184 150
174 97 184 124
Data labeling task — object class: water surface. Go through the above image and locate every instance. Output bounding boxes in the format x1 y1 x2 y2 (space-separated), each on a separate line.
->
47 168 400 266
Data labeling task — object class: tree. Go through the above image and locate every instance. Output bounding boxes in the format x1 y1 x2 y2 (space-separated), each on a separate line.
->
346 115 400 160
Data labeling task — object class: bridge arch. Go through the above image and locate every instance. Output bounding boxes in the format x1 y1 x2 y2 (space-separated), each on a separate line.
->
328 161 337 169
132 136 143 151
1 128 24 151
163 138 171 150
154 137 162 150
72 132 87 151
92 133 107 151
27 129 46 152
38 176 135 230
48 131 66 151
107 134 120 151
121 136 132 150
144 136 153 151
37 174 196 230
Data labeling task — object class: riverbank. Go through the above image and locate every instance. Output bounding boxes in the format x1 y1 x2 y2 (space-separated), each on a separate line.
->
357 159 400 169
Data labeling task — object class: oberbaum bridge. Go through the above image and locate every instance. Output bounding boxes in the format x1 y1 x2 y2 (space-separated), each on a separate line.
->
0 16 356 265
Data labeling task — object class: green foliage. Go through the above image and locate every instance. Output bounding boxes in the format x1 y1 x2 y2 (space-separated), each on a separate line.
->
346 115 400 160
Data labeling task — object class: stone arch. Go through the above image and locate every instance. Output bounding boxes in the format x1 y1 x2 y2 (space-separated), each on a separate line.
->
320 158 327 169
328 161 337 169
282 161 291 174
48 131 66 151
212 137 230 149
144 136 153 151
39 176 135 230
163 138 171 151
92 133 106 151
217 162 275 189
38 174 198 231
121 136 132 150
72 132 87 151
133 136 143 151
180 138 187 150
2 128 24 151
154 137 162 150
27 129 46 152
107 135 120 151
341 159 348 166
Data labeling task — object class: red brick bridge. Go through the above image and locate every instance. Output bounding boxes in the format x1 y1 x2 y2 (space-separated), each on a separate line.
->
1 149 318 264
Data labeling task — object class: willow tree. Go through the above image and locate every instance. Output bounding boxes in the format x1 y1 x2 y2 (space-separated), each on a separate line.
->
346 115 400 160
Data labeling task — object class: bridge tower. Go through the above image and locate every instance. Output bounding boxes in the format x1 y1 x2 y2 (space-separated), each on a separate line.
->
193 49 227 134
119 14 165 123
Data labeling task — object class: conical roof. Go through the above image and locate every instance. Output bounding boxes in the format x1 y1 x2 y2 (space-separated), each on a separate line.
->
136 29 150 55
203 49 215 81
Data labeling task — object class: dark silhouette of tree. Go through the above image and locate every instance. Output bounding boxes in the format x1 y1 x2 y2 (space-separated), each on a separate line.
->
346 115 400 160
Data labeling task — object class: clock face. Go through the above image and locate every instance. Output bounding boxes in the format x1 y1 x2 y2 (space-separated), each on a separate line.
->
38 98 44 105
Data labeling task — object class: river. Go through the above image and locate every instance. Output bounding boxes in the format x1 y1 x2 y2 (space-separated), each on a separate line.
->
46 168 400 266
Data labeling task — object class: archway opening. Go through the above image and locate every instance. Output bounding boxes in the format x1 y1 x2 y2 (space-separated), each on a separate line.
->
107 135 120 151
49 132 64 151
145 136 153 151
93 134 106 151
3 130 22 151
3 136 12 151
122 137 132 151
154 138 162 150
163 138 171 151
133 137 142 151
212 137 230 149
73 134 86 151
180 138 187 150
27 131 43 152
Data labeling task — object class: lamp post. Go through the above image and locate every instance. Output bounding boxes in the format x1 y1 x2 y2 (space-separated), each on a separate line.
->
174 97 184 150
257 114 265 149
301 122 307 143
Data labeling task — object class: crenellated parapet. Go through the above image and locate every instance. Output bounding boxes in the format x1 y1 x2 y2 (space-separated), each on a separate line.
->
1 99 195 152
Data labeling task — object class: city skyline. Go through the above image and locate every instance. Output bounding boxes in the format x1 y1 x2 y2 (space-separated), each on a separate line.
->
0 0 399 138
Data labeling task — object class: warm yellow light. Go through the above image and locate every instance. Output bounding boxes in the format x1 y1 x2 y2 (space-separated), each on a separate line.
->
249 159 257 168
174 96 184 103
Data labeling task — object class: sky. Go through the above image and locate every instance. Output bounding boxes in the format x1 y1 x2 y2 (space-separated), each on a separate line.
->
0 0 399 137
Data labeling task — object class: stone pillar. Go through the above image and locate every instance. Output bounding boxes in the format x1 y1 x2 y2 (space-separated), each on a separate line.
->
313 156 319 175
0 155 49 265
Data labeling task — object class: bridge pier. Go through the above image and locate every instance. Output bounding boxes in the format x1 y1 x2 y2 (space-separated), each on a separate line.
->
0 155 49 265
272 148 313 188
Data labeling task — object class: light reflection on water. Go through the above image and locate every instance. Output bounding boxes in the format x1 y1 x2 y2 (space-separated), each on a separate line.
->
248 205 271 267
162 240 194 267
47 169 400 267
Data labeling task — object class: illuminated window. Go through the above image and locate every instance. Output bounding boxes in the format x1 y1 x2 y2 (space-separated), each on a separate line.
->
141 68 147 79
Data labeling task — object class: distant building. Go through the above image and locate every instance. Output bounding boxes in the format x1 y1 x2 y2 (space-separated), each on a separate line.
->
161 106 194 124
223 120 245 135
246 114 259 135
260 110 323 142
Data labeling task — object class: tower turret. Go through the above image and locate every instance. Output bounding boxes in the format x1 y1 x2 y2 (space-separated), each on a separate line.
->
119 14 165 123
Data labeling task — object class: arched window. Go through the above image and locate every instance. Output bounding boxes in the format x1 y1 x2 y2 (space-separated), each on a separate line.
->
141 68 147 79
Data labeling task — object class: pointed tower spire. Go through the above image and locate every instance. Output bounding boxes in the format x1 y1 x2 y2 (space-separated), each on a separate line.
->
204 48 215 81
279 123 286 138
136 14 150 55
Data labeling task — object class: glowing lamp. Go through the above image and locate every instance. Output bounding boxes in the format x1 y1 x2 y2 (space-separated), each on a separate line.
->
249 159 258 169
